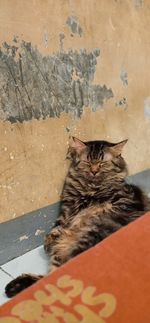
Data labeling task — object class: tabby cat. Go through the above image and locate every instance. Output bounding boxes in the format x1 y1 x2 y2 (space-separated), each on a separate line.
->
5 137 149 297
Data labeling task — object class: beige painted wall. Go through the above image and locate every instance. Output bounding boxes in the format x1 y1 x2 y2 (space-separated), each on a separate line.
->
0 0 150 222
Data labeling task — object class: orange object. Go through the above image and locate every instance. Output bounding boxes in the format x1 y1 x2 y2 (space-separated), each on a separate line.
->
0 212 150 323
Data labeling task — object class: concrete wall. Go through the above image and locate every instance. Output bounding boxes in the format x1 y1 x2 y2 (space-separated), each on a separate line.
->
0 0 149 222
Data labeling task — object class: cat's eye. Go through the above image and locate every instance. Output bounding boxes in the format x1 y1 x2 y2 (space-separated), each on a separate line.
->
82 161 90 165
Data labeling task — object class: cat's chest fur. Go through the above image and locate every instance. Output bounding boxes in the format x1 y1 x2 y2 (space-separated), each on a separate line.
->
61 173 116 219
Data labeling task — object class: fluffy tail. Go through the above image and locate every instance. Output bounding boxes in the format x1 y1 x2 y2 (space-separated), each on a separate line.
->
5 274 43 298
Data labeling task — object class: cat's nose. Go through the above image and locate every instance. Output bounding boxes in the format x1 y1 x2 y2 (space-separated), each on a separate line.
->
90 164 100 175
91 169 98 175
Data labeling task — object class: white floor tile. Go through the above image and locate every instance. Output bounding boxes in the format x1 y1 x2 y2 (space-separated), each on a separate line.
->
0 269 13 305
2 246 49 278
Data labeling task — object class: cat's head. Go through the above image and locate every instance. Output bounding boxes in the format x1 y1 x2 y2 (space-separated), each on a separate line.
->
67 137 128 180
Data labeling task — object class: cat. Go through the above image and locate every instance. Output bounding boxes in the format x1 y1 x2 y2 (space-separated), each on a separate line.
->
5 137 149 297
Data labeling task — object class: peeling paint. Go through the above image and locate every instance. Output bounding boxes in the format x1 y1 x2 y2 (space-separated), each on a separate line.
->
59 33 65 52
66 16 83 36
35 229 45 236
144 97 150 119
19 235 29 241
120 67 128 86
0 39 113 122
116 97 128 109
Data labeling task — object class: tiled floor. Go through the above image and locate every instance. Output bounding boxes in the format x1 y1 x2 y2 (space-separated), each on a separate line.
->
0 245 49 306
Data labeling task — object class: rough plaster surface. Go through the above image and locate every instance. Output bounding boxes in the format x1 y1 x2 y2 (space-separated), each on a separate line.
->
0 110 149 223
0 0 150 222
0 40 113 122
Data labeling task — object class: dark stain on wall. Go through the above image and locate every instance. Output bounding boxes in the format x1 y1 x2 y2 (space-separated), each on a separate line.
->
0 39 113 123
144 97 150 119
66 16 83 36
116 97 128 109
120 68 128 86
133 0 143 9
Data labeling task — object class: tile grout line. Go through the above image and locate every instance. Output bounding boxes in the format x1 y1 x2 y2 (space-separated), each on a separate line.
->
0 267 14 279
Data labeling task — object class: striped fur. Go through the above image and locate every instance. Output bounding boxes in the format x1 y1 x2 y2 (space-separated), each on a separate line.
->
5 138 149 297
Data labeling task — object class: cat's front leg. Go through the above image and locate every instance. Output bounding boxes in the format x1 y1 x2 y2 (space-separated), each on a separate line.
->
44 212 70 253
48 228 77 272
44 226 65 253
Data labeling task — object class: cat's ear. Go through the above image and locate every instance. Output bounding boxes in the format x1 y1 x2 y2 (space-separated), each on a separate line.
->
110 139 128 156
69 137 87 154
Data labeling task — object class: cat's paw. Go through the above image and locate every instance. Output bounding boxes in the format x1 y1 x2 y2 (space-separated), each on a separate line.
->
50 226 63 238
5 274 42 298
44 226 63 253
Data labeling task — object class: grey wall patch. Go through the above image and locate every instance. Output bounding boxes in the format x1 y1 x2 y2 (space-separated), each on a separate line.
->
116 97 128 109
43 30 48 48
120 68 128 86
59 33 65 52
144 97 150 119
0 40 113 123
66 16 83 36
133 0 144 8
